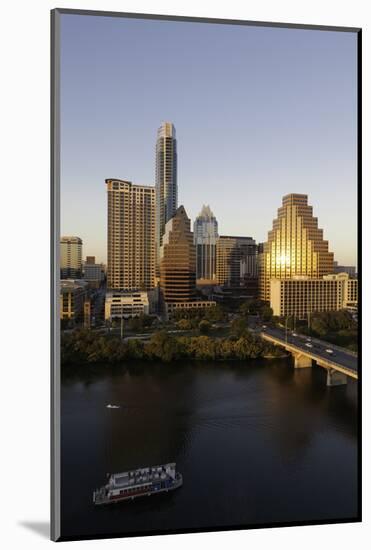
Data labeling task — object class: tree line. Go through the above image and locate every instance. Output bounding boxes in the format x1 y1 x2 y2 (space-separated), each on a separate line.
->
61 328 286 366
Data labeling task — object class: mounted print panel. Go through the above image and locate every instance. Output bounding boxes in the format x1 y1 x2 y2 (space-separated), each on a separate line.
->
51 8 361 542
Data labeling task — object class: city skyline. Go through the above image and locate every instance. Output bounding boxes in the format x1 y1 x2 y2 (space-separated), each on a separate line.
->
60 15 357 266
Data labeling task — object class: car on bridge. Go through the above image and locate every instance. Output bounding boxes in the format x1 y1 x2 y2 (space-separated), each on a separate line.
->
325 349 335 355
305 343 313 348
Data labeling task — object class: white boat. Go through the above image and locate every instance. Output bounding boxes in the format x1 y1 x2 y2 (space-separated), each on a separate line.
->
93 463 183 505
106 404 120 409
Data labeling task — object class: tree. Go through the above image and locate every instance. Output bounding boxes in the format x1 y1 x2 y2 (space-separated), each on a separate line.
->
125 338 144 359
146 331 179 362
188 336 216 360
239 301 251 318
129 314 153 333
233 336 254 359
203 304 226 323
199 319 211 335
239 299 266 316
231 317 248 338
177 318 192 331
261 305 273 322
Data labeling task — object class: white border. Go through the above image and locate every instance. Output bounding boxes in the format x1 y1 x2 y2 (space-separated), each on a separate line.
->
1 1 368 548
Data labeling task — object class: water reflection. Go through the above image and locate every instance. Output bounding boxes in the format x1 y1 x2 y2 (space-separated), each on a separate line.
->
61 359 358 538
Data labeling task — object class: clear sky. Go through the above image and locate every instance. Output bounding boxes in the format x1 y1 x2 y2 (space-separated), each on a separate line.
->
60 13 358 266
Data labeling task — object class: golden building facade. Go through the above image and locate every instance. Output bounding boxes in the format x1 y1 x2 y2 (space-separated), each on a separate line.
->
260 194 334 301
160 205 196 303
106 179 155 291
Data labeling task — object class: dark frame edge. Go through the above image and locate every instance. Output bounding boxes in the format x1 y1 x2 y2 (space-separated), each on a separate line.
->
356 27 362 523
53 7 361 33
51 7 61 543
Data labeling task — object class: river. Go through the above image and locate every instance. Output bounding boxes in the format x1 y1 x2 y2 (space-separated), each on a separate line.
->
61 358 358 539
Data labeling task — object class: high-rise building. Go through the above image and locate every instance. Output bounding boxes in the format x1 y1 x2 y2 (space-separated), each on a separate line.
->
270 274 358 318
60 236 83 279
216 236 256 287
106 179 156 291
240 247 259 279
160 205 196 303
260 194 334 301
155 122 177 262
193 205 218 282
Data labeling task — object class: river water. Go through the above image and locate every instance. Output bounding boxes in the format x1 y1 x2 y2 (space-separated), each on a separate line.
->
61 359 358 539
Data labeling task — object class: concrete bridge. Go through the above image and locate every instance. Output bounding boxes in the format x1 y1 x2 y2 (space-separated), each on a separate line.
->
261 327 358 386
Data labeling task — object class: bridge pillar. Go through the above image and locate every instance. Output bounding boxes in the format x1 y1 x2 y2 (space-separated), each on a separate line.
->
326 369 347 387
293 352 312 369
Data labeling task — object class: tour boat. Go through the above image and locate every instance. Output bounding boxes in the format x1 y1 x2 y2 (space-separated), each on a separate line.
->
93 463 183 505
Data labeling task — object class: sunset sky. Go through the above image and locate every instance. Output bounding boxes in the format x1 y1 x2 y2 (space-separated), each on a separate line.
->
60 13 358 266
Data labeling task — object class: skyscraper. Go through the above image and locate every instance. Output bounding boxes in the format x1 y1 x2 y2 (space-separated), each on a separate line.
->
106 179 155 291
193 205 218 282
260 193 334 301
216 236 256 287
60 236 82 279
155 122 177 262
160 205 196 303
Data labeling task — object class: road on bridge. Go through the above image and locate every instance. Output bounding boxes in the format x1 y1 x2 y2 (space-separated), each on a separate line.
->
261 326 358 377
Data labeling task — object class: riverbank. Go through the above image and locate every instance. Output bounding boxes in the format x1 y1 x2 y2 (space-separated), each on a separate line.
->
61 328 288 367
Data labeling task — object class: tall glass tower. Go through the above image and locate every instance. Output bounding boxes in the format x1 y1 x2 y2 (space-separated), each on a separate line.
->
155 122 177 264
193 205 218 282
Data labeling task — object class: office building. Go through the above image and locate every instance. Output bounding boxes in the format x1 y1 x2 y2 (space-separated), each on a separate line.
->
333 261 357 277
60 236 83 279
155 122 177 261
83 256 105 288
105 291 149 321
323 273 358 310
160 205 196 303
60 279 88 321
216 236 257 287
165 300 216 318
194 204 218 283
240 250 259 279
270 273 358 318
106 179 156 291
260 194 334 301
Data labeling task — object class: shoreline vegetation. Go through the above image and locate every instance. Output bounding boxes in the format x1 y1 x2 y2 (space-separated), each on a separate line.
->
61 303 357 368
61 328 289 367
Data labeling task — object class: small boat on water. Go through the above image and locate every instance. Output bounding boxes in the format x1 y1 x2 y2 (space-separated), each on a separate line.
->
106 404 120 409
93 463 183 505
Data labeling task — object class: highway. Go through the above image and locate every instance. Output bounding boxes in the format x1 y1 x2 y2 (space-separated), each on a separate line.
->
261 326 358 378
